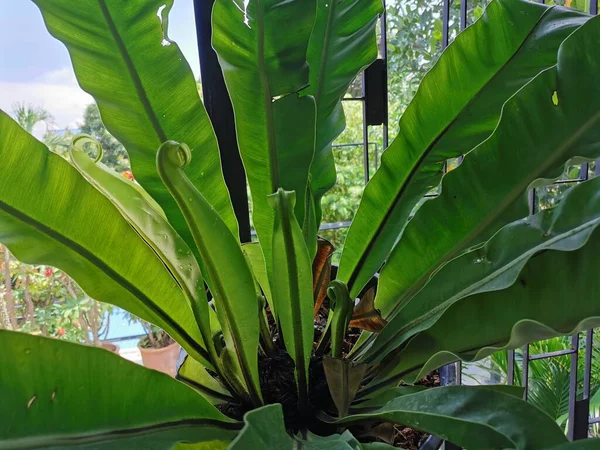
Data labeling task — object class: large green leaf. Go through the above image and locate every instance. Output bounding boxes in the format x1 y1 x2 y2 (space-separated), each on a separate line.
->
212 0 317 288
373 225 600 387
229 404 356 450
372 14 600 338
0 331 238 449
32 0 237 257
242 242 273 315
177 355 234 406
0 112 209 366
357 175 600 363
337 0 590 299
70 140 217 366
157 142 262 405
305 0 383 220
268 189 314 409
330 386 567 449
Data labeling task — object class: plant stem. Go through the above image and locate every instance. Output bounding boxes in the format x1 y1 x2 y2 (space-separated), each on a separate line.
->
328 281 353 359
23 275 36 328
258 296 276 355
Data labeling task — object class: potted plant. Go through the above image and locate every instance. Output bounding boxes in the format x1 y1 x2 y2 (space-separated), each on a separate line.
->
1 0 600 448
136 320 180 377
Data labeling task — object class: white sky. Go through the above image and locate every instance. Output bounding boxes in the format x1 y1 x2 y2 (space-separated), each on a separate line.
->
0 0 201 130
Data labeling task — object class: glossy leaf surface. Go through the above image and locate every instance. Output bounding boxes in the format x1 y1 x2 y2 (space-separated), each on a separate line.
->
374 225 600 386
373 14 600 335
269 189 314 407
33 0 238 257
177 356 233 405
0 331 238 449
332 386 567 449
157 142 262 404
70 143 216 365
212 0 317 289
305 0 383 220
230 404 355 450
0 112 209 365
360 175 600 363
338 0 590 299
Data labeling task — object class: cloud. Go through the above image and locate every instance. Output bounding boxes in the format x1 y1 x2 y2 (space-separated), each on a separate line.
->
0 67 93 130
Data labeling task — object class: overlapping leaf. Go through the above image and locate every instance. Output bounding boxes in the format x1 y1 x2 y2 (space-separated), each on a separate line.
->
230 404 358 450
338 0 590 300
357 175 600 363
33 0 238 258
371 225 600 387
212 0 317 288
269 189 314 408
0 331 238 449
70 141 216 364
370 14 600 348
305 0 383 222
0 112 210 366
157 142 262 405
329 386 567 449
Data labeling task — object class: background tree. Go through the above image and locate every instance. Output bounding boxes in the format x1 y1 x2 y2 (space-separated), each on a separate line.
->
80 103 130 172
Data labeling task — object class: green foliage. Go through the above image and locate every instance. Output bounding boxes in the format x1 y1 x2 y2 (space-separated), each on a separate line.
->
1 0 600 449
79 104 130 172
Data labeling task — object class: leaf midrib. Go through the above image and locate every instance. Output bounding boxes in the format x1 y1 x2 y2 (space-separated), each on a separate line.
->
313 0 338 109
255 0 279 193
280 205 309 403
0 199 209 361
98 0 167 144
5 418 241 449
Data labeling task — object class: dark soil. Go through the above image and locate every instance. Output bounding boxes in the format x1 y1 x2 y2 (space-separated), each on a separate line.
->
392 371 440 449
217 301 440 448
393 426 429 450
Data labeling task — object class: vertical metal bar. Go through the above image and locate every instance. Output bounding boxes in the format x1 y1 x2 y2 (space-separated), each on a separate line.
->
528 188 536 215
442 0 451 49
193 0 251 242
507 349 516 385
362 73 370 184
591 0 598 15
567 333 579 440
380 0 389 150
460 0 468 30
522 344 530 401
584 329 594 400
581 163 590 181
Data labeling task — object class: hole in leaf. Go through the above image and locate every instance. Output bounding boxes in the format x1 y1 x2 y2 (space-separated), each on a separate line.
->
552 91 559 106
27 395 37 409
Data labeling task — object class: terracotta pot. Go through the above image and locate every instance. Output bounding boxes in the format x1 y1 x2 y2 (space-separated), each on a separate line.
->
100 341 120 353
138 341 181 377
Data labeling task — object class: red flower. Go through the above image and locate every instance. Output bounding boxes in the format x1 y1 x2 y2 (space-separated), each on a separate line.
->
122 170 134 180
56 328 65 336
45 268 53 277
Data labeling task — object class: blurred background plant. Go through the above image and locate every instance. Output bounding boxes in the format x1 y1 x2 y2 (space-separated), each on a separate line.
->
0 245 112 344
473 334 600 436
